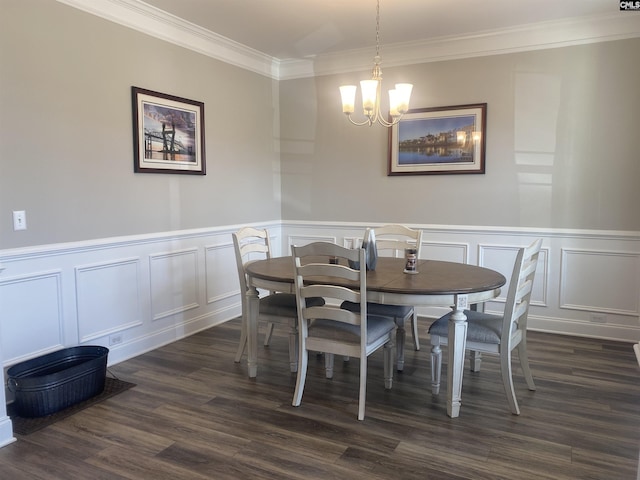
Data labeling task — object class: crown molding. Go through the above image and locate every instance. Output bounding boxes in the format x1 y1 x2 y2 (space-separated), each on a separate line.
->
287 13 640 80
57 0 640 81
56 0 279 78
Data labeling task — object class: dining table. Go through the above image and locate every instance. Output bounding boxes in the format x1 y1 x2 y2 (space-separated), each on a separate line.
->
244 255 506 418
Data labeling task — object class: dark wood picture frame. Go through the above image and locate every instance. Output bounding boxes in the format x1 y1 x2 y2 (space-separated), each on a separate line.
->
388 103 486 176
132 87 206 175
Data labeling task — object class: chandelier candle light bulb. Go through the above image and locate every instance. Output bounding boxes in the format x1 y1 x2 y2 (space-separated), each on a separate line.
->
361 79 378 113
389 89 400 117
394 83 413 113
340 85 357 114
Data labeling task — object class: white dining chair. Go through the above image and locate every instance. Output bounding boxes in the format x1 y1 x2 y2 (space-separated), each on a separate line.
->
291 241 396 421
342 224 423 371
428 238 543 415
232 226 323 373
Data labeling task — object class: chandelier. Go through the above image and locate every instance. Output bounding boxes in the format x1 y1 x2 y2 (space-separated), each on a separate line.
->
339 0 413 127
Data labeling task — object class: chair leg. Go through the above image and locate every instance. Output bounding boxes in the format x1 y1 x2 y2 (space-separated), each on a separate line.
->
395 318 406 371
292 348 308 407
411 310 420 351
263 322 275 346
234 320 247 363
430 342 442 395
517 339 536 391
358 355 367 421
325 353 335 379
383 341 394 390
500 350 520 415
469 350 482 372
288 321 298 373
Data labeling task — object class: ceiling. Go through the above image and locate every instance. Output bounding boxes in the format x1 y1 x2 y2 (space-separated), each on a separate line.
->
140 0 618 60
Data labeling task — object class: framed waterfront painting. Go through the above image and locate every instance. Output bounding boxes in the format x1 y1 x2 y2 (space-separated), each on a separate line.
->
132 87 206 175
388 103 486 175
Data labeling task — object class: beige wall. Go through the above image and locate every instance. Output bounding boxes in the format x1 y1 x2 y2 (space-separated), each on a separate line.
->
0 0 281 249
280 39 640 231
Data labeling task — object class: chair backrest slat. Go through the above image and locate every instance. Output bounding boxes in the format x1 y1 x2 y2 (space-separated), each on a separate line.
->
512 300 529 324
514 278 533 304
501 238 543 344
304 305 361 326
298 263 360 282
369 224 423 258
241 242 269 257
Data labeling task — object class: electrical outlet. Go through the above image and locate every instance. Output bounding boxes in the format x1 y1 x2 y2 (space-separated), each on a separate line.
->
590 313 607 323
109 334 123 346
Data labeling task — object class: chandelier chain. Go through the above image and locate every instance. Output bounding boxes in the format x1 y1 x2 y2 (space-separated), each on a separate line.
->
375 0 381 58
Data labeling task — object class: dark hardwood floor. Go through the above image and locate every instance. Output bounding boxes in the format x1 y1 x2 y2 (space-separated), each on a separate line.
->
2 318 639 479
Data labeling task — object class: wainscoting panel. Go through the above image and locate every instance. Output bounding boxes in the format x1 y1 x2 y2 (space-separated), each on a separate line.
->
423 241 469 264
75 258 143 342
205 241 238 305
288 234 337 249
0 271 64 364
149 248 200 321
560 248 640 316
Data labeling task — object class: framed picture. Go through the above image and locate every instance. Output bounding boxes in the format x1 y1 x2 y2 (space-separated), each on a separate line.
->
132 87 206 175
388 103 486 176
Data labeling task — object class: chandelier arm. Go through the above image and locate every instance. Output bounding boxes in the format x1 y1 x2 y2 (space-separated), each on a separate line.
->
345 114 374 127
377 114 402 127
377 115 394 127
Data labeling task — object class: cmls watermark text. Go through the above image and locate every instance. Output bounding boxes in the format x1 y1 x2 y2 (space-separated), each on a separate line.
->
620 1 640 10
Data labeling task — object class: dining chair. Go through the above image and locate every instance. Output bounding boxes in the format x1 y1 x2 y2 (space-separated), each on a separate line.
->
428 238 543 415
342 224 423 371
232 226 323 373
291 241 396 421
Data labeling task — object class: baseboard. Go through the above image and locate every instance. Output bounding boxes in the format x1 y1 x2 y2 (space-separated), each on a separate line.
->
0 416 16 448
106 308 238 366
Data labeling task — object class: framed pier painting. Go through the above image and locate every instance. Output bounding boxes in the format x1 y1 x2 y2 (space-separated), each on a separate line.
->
132 87 206 175
388 103 486 176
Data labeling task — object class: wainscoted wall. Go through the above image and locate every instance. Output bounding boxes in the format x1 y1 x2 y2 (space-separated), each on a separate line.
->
0 225 268 370
1 221 638 446
1 221 638 368
280 222 640 342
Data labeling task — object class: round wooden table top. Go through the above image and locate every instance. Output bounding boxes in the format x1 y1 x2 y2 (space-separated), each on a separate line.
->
246 256 506 296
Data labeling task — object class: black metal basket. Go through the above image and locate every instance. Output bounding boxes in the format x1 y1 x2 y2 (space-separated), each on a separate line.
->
7 346 109 418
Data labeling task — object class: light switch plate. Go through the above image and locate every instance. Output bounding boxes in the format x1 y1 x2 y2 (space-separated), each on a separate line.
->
13 210 26 231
